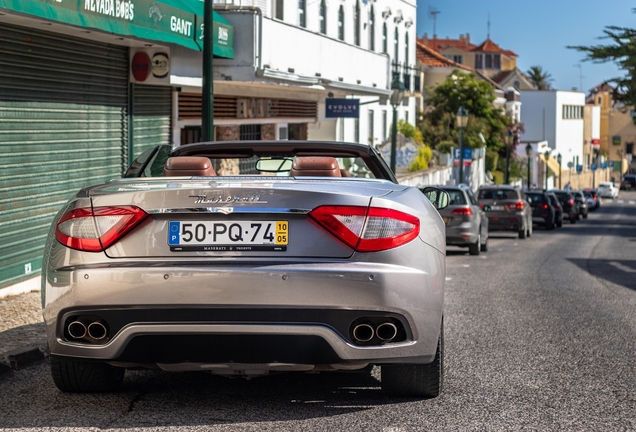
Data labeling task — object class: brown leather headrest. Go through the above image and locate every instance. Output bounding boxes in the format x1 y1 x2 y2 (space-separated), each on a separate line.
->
290 157 342 177
163 157 216 176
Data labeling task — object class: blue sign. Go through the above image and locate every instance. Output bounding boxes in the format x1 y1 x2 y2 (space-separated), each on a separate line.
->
325 98 360 118
576 165 583 173
600 162 607 169
453 148 473 160
609 161 615 168
591 163 598 172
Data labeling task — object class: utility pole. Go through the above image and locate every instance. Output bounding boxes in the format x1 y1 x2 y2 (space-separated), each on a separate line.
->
201 0 214 141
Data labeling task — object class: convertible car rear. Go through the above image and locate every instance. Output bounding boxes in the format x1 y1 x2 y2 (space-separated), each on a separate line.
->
42 141 446 398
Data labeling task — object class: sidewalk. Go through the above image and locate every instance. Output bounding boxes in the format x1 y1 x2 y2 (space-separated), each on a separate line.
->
0 290 47 374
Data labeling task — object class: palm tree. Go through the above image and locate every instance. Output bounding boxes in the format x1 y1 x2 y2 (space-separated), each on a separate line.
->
526 66 553 90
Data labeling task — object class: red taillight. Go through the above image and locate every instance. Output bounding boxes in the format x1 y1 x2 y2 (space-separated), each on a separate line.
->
451 207 473 215
507 201 524 210
479 203 485 209
569 198 575 206
309 205 420 252
539 204 549 210
55 206 148 252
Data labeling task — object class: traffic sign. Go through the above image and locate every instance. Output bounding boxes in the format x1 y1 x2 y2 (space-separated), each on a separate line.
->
453 148 473 160
576 165 583 173
609 161 615 168
600 162 607 169
591 163 598 172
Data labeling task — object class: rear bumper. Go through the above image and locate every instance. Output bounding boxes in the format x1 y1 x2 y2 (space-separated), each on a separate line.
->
445 224 478 245
43 258 444 366
486 213 524 231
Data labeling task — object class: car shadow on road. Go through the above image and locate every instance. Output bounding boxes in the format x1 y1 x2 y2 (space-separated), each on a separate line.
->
567 258 636 292
0 322 46 354
1 366 431 429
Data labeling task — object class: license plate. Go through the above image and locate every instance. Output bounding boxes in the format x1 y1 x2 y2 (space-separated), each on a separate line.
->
168 220 288 252
489 205 504 211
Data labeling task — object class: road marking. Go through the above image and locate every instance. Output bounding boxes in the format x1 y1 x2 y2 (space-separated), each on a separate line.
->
445 277 453 281
618 200 624 204
462 264 470 268
629 201 635 205
514 243 518 246
609 261 636 273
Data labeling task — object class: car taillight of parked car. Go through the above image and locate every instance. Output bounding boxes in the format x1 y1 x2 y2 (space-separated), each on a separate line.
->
507 201 524 210
451 207 473 216
309 205 420 252
569 198 575 206
539 204 549 210
56 206 149 252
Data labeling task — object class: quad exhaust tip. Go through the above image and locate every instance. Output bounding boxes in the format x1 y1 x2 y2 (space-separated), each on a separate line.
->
67 321 87 339
87 321 108 340
352 324 374 342
376 322 398 341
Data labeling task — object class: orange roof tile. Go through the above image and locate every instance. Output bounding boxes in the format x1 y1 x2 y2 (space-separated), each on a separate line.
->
416 41 474 71
471 39 517 57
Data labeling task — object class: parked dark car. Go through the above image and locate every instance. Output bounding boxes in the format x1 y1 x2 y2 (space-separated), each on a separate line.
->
525 190 556 230
477 186 533 239
551 190 578 223
431 185 489 255
582 188 601 210
620 174 636 190
547 192 564 227
572 191 588 219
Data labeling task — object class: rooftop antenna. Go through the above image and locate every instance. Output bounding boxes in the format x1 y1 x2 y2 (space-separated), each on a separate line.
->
487 13 490 39
429 6 440 38
574 63 584 92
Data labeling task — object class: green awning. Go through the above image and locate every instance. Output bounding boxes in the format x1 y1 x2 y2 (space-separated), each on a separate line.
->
0 0 234 58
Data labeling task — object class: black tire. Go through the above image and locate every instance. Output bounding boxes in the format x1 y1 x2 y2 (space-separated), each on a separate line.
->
480 236 488 252
570 216 576 224
583 213 588 219
518 227 527 239
468 237 480 256
381 321 443 398
556 218 562 228
547 219 555 230
51 357 125 393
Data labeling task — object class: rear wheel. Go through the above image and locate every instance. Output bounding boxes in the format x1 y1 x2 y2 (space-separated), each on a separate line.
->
468 234 481 256
570 215 577 224
381 320 443 398
480 236 488 252
51 357 124 393
556 218 562 228
583 213 588 219
518 227 527 239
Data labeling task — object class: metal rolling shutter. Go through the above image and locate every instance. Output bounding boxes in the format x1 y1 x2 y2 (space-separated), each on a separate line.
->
132 85 173 157
0 23 128 288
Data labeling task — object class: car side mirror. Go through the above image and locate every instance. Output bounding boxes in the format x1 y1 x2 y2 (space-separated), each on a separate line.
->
421 187 450 210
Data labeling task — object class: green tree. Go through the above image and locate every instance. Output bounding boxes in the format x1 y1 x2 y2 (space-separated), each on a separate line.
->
419 70 510 152
568 16 636 107
525 65 553 90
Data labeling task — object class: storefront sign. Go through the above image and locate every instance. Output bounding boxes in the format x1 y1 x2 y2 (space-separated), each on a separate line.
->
591 138 600 145
326 98 359 118
0 0 234 57
151 53 169 78
131 51 150 82
613 135 621 146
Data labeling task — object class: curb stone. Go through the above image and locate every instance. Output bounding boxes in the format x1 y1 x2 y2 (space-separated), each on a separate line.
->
0 346 46 374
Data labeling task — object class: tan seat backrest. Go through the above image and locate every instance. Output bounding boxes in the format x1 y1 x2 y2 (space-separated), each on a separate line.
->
290 157 342 177
163 157 216 177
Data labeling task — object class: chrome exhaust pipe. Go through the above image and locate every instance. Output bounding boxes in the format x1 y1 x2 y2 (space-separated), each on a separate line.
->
352 324 374 342
376 322 398 342
68 321 87 339
87 321 108 340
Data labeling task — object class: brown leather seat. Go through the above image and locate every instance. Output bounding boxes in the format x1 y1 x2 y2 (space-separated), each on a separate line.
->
163 157 216 176
290 157 342 177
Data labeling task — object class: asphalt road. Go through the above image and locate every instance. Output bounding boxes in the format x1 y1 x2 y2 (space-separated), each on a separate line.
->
1 191 635 431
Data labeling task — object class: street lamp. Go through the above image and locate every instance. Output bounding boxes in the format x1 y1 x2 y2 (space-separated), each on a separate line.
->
557 153 562 189
504 130 514 184
389 77 406 173
456 106 469 183
544 150 551 190
201 0 214 141
525 143 532 188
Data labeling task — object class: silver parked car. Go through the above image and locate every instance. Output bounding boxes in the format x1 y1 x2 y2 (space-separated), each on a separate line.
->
477 186 533 239
42 141 448 398
427 185 489 255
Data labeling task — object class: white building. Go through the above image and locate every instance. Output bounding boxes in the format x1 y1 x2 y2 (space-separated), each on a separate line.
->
520 90 586 170
170 0 418 147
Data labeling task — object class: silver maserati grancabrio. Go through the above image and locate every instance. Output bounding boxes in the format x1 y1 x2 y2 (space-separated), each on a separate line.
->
42 141 447 398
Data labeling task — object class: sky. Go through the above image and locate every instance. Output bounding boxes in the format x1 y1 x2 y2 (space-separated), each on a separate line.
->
416 0 635 93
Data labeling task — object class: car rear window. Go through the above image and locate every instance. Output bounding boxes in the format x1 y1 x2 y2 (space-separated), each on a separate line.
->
478 189 519 200
624 175 636 181
526 193 546 204
554 192 570 200
442 190 467 205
